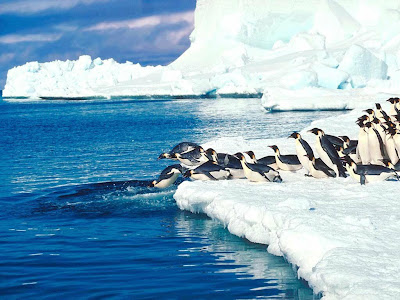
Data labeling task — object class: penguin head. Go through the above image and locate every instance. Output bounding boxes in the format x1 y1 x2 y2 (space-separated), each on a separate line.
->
380 159 393 169
364 109 375 116
148 180 156 187
234 152 246 161
342 155 354 167
289 132 300 139
206 148 218 162
158 153 170 159
268 145 279 153
356 120 365 128
183 170 193 178
387 98 396 104
375 103 382 110
372 118 380 125
308 128 323 135
245 151 256 160
364 122 372 128
339 136 350 143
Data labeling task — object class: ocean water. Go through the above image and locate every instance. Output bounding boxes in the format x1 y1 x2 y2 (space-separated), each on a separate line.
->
0 98 339 299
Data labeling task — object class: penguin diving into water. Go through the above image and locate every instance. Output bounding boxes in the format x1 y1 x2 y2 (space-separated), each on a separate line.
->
158 142 200 159
149 164 185 188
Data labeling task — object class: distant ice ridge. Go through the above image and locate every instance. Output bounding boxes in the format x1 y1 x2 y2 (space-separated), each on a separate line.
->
4 0 400 102
174 105 400 299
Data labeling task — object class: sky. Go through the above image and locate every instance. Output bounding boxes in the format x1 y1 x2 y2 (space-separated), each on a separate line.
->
0 0 196 88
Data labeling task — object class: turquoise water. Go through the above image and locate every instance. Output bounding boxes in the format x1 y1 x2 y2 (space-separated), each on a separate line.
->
0 98 335 298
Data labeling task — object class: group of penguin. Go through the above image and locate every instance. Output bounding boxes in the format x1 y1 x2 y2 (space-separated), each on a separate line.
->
149 97 400 188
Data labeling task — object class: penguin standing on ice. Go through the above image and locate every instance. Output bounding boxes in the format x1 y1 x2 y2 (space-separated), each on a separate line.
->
364 122 385 165
308 128 347 177
149 165 184 188
288 132 313 173
236 153 282 182
268 145 302 171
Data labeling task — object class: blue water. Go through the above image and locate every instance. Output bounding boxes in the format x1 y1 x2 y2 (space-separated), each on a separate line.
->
0 98 337 299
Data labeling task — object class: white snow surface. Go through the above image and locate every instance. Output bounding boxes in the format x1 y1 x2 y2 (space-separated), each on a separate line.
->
4 0 400 100
174 106 400 299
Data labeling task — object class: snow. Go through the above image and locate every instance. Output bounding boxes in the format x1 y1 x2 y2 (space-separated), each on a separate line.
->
174 105 400 299
4 0 400 101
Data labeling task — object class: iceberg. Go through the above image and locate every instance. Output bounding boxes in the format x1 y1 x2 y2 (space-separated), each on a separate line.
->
3 0 400 102
174 104 400 299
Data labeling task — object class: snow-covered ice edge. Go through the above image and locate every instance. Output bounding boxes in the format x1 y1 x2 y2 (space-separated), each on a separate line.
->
174 104 400 299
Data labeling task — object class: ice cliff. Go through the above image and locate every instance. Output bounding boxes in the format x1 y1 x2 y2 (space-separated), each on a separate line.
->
4 0 400 100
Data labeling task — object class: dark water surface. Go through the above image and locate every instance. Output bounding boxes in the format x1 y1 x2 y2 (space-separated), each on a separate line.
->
0 98 337 299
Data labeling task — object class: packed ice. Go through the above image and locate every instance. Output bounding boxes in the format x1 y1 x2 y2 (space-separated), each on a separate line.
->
4 0 400 103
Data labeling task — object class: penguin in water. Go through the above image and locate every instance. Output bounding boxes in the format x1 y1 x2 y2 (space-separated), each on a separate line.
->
305 153 336 179
288 132 313 173
158 142 200 159
343 156 397 185
149 164 184 188
308 128 347 178
236 153 282 183
183 161 231 181
244 151 278 170
268 145 302 171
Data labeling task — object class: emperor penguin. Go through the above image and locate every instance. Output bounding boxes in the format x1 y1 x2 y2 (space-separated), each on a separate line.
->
244 151 277 170
158 142 199 159
305 153 336 179
308 128 347 177
268 145 302 171
183 161 231 181
384 126 399 165
343 156 397 185
364 108 376 121
149 164 184 188
381 158 400 171
288 132 313 173
375 103 389 123
209 149 245 179
236 153 282 183
364 122 385 165
356 120 371 165
174 147 209 167
387 98 400 116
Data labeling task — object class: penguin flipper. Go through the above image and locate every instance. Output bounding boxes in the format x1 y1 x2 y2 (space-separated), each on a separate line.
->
205 172 218 181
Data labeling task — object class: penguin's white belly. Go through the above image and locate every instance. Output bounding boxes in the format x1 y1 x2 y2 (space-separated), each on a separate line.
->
227 168 245 179
243 167 269 182
368 133 383 164
296 142 310 171
154 173 179 188
309 164 329 179
365 173 393 183
191 173 212 181
394 134 400 156
358 131 370 164
386 137 399 164
210 169 231 180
